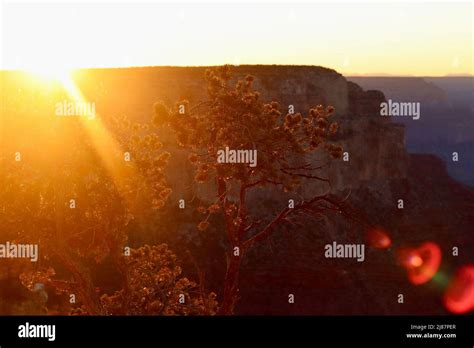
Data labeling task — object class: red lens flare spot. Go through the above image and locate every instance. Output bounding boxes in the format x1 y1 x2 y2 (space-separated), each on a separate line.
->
396 242 442 285
444 265 474 314
407 254 423 268
367 228 392 249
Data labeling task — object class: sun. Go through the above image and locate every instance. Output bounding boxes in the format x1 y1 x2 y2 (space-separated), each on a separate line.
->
25 64 74 85
24 64 83 102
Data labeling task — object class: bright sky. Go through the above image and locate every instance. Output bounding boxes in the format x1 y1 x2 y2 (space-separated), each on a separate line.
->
1 1 472 76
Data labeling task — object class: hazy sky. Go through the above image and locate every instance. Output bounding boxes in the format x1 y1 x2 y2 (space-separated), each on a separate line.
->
1 1 472 75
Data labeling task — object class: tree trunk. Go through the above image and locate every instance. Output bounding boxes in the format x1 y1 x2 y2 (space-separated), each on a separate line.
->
218 252 241 315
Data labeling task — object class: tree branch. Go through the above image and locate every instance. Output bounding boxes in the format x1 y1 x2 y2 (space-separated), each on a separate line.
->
242 194 339 250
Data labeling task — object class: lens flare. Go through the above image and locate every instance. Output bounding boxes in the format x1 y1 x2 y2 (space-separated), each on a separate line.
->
396 242 442 285
407 254 423 268
444 265 474 314
366 228 392 249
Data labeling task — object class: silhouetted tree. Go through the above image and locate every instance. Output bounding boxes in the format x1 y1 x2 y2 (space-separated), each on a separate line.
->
154 66 343 314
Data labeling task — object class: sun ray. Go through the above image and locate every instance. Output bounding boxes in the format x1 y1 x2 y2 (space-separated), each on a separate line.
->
56 70 137 200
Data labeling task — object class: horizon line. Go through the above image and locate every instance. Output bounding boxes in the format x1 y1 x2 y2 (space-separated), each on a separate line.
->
0 64 472 78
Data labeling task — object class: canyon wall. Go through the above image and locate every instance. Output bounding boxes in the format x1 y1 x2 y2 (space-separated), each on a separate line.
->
75 65 408 195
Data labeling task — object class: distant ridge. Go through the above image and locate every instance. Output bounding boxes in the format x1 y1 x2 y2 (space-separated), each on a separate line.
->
346 73 472 78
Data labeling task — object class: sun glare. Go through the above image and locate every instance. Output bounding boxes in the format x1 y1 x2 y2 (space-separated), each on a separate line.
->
25 64 74 85
24 65 87 107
